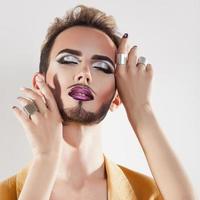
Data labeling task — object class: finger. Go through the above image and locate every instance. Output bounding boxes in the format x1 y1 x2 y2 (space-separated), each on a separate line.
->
32 74 47 104
19 87 48 115
17 96 34 106
11 106 33 130
116 33 129 70
127 45 138 71
137 62 146 71
146 63 153 76
136 56 147 71
16 95 42 123
16 97 40 119
35 74 60 115
118 33 129 53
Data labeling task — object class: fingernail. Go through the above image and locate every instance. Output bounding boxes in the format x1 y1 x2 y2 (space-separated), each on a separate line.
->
133 45 138 50
12 106 16 109
36 74 44 82
123 33 128 38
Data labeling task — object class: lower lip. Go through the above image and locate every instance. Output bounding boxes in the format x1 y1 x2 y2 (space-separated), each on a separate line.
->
69 94 93 101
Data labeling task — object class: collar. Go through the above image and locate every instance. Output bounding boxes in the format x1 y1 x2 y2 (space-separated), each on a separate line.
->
16 155 137 200
104 154 137 200
16 161 31 198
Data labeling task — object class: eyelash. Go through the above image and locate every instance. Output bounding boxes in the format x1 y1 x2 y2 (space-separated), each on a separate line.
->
57 57 114 74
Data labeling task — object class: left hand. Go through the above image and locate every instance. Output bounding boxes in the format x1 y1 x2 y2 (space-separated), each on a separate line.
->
115 34 154 118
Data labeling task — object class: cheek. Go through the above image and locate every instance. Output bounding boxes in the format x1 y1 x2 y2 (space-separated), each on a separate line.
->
46 65 72 87
95 76 115 100
45 68 71 102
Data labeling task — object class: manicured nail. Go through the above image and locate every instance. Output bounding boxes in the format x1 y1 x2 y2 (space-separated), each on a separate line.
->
123 33 128 38
12 106 16 109
133 45 138 50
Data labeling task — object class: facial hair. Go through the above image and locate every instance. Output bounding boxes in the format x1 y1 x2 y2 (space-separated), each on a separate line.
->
59 93 115 126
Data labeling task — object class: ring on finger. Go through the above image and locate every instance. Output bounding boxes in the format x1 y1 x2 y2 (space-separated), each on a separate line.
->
23 100 39 119
137 56 148 66
117 53 128 65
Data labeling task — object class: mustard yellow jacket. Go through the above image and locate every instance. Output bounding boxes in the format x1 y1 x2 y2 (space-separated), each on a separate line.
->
0 155 163 200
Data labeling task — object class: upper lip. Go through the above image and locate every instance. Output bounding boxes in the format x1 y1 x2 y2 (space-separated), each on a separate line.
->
68 84 95 99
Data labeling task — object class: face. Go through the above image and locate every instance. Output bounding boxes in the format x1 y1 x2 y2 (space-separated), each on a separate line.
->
43 26 118 125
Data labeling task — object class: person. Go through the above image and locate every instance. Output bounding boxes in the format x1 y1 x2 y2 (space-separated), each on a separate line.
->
0 4 196 200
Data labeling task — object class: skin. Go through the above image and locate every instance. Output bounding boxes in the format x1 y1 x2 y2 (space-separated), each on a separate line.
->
43 27 119 198
14 26 121 199
12 26 196 199
45 26 119 186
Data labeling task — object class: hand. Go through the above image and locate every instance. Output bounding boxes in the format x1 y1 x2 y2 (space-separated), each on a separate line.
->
12 73 64 158
115 34 154 118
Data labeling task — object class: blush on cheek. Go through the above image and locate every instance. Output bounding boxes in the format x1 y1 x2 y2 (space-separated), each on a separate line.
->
99 85 115 103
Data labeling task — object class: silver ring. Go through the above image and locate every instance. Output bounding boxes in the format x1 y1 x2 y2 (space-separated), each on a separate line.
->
117 53 127 65
23 101 39 119
137 56 148 66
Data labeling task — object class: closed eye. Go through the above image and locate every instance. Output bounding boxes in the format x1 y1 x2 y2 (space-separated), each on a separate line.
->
56 54 79 64
55 54 114 74
93 61 113 74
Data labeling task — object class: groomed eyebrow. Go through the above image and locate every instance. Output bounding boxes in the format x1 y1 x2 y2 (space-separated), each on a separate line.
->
56 48 115 69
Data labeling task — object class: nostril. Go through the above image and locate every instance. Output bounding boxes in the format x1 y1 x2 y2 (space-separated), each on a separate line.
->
77 76 90 82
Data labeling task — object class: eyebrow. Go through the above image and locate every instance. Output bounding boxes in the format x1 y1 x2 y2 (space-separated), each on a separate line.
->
56 48 115 68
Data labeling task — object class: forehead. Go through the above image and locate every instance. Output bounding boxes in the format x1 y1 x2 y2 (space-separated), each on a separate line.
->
50 26 117 60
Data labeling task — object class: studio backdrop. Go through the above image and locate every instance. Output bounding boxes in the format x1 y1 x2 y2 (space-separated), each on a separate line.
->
0 0 199 197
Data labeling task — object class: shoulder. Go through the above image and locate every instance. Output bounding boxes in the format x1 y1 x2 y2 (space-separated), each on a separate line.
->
117 164 164 199
0 175 17 200
0 163 30 200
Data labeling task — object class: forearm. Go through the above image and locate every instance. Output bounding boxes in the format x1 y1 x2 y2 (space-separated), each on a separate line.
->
128 104 196 200
18 154 60 200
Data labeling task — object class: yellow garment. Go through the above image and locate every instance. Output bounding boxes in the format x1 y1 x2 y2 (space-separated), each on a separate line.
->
0 155 163 200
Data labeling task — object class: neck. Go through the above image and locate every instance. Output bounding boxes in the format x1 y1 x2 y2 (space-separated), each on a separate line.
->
56 122 106 188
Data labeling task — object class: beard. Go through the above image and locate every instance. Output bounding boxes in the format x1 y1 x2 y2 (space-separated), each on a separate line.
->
59 93 115 126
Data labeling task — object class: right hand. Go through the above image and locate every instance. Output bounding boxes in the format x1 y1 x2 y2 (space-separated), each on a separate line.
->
12 73 64 159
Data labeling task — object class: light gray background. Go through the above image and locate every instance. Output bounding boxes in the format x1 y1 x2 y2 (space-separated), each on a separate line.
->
0 0 199 197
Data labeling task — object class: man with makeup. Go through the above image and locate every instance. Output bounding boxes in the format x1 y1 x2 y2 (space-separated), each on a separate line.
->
0 5 196 200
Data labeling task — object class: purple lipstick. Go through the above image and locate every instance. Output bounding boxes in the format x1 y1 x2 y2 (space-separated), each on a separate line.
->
68 85 94 101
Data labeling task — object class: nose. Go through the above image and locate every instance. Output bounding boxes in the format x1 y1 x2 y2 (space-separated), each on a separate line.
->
74 68 92 84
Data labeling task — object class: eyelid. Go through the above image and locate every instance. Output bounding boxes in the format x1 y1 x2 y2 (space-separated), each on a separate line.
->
93 60 113 69
56 53 80 62
55 54 114 70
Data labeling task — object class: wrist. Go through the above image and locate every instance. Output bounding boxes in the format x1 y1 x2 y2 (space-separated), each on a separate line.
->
127 103 153 121
127 103 155 134
33 145 63 160
34 151 62 163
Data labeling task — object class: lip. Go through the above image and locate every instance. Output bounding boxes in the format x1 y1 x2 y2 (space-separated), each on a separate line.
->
68 85 94 101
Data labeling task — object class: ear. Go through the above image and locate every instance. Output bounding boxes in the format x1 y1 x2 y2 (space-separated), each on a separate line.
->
110 90 122 112
32 72 45 90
